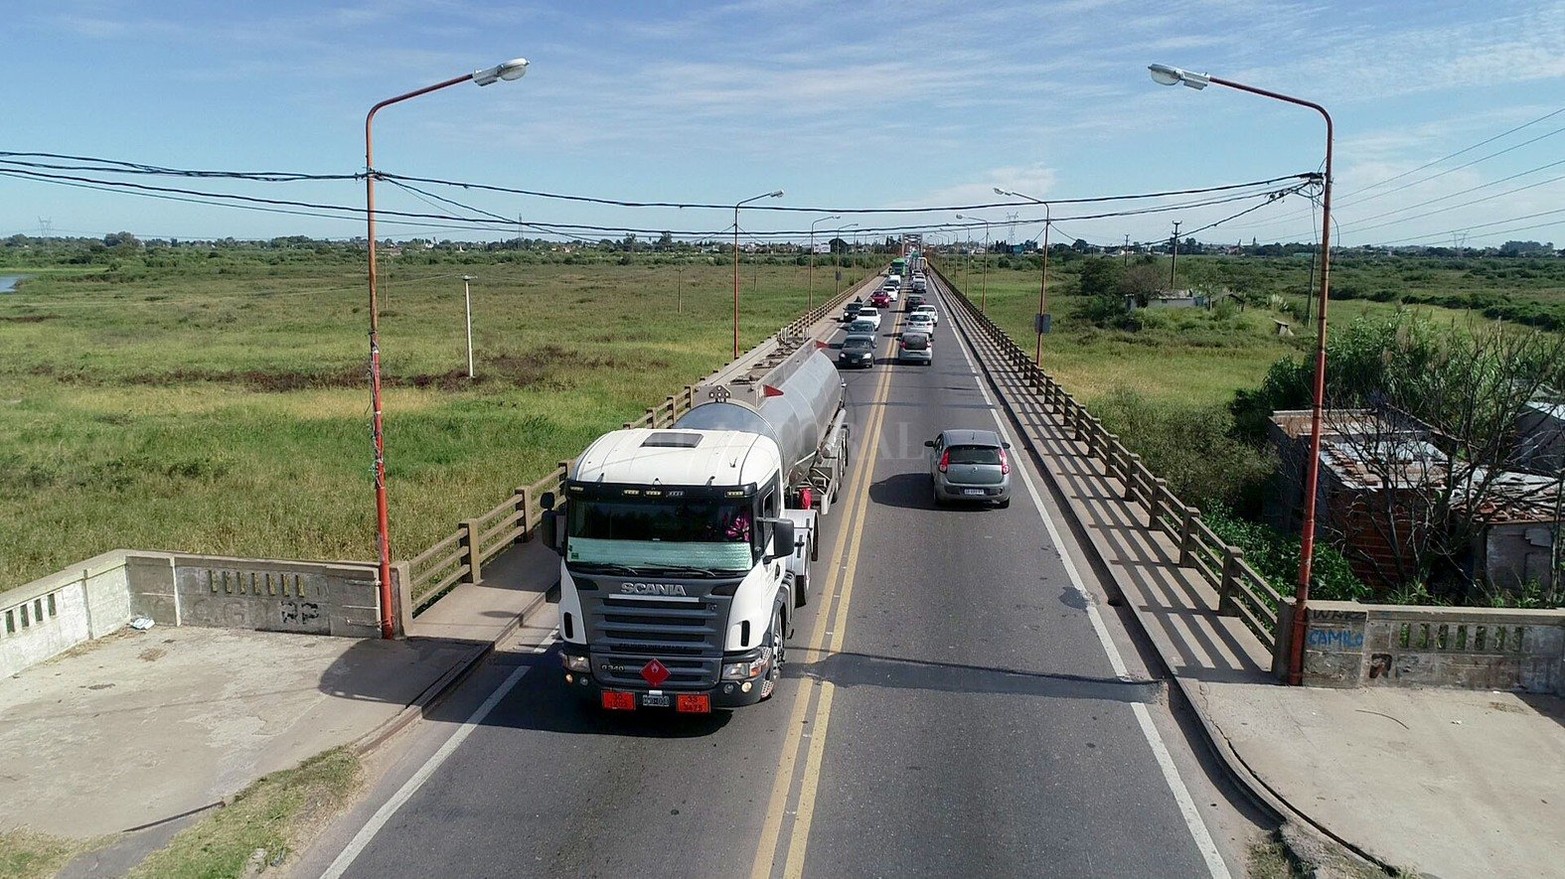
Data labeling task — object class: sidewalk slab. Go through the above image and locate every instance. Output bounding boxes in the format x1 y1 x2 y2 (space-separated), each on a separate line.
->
940 277 1565 879
0 627 476 838
1196 682 1565 878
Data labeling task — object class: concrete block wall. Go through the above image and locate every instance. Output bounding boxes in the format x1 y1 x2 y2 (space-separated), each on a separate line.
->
1 550 384 677
1277 599 1565 695
166 556 380 637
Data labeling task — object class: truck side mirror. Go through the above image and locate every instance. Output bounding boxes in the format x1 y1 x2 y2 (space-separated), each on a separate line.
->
769 520 796 560
923 440 935 448
540 508 564 555
540 491 556 511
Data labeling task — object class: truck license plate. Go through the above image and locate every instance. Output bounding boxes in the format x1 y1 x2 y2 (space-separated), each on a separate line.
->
641 692 670 708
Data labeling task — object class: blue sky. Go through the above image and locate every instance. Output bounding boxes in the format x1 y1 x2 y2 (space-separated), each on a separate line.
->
5 0 1564 249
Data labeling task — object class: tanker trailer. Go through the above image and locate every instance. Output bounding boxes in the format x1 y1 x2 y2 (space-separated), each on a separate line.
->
540 342 848 712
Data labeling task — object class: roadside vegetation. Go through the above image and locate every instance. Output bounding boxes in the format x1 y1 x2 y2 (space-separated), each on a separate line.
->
0 236 875 589
0 830 97 879
126 748 361 879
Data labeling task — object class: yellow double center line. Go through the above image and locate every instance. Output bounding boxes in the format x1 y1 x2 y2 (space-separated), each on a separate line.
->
749 337 899 879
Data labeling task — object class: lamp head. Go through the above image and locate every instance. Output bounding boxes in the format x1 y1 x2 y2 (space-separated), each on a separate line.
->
993 187 1009 196
769 190 784 198
474 57 529 87
1148 63 1208 90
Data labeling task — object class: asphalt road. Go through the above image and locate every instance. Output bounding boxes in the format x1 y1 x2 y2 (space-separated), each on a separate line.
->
309 279 1242 879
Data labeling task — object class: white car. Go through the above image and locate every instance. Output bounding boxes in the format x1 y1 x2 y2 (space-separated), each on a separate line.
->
903 313 936 336
911 304 938 326
856 307 882 330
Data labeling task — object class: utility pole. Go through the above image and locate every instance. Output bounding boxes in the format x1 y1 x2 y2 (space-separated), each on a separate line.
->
461 275 475 378
1169 221 1182 290
1303 250 1317 326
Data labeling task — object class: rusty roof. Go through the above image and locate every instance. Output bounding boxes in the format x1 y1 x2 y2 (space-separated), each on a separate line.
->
1454 468 1565 524
1319 438 1448 491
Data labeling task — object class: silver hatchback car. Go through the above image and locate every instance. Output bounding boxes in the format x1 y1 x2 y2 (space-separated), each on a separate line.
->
925 429 1012 508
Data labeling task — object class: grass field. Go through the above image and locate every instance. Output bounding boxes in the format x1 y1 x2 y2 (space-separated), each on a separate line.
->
0 253 872 588
5 244 1563 592
931 254 1537 407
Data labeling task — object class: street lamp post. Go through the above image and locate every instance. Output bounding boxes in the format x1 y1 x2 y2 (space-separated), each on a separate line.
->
733 190 784 358
364 56 528 639
1169 220 1182 290
1150 62 1334 686
462 274 475 379
994 187 1051 371
955 213 992 311
808 214 840 313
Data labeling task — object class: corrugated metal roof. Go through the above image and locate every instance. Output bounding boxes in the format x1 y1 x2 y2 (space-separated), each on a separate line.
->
1320 438 1447 490
1453 467 1565 524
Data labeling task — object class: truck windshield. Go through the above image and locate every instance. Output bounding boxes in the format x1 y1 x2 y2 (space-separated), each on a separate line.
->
566 498 755 572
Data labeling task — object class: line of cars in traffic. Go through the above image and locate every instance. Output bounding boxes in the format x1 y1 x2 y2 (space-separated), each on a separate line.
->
835 266 1014 508
837 269 939 369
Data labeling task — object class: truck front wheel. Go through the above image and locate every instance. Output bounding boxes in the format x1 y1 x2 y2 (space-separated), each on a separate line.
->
761 607 785 700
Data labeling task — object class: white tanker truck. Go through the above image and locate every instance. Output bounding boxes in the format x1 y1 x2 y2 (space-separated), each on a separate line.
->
540 340 848 712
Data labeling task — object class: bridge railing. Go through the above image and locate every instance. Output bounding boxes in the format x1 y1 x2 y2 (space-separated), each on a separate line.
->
928 262 1281 650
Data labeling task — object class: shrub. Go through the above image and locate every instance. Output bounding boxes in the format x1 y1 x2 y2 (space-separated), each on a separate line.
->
1092 389 1275 512
1202 504 1372 602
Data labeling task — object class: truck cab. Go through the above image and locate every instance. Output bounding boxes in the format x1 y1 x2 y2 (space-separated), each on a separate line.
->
550 429 801 711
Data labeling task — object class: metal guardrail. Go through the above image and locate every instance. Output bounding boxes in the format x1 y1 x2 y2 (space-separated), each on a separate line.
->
929 262 1282 650
402 273 874 615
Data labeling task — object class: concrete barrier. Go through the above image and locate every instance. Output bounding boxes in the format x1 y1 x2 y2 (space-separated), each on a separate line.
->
1276 599 1565 694
1 550 387 677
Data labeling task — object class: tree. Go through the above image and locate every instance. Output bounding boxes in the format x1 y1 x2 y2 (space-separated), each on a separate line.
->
1119 264 1164 300
103 231 142 250
1075 257 1122 298
1263 312 1565 598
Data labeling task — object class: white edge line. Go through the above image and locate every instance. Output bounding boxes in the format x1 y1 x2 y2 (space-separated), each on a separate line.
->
942 286 1233 879
320 657 538 878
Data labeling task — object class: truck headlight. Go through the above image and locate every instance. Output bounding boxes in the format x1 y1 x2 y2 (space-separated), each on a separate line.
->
561 653 591 673
721 647 773 681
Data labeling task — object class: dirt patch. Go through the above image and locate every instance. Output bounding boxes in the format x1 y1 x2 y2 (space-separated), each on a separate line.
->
25 344 666 393
115 367 366 392
0 314 58 323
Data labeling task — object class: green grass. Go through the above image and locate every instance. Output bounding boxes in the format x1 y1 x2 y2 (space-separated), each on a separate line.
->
934 258 1510 408
0 830 100 879
0 256 872 589
126 748 361 879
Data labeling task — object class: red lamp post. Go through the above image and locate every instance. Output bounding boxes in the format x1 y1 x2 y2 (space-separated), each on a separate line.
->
1150 63 1334 685
364 57 528 639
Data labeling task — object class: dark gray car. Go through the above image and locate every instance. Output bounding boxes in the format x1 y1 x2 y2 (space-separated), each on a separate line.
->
925 429 1012 507
897 330 932 365
837 333 877 368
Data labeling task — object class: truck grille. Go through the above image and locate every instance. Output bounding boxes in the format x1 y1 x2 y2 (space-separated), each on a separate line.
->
585 594 728 689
